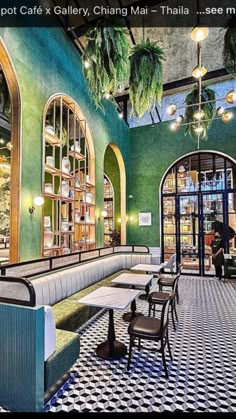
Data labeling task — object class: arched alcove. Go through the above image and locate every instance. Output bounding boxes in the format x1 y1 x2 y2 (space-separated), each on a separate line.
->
42 94 96 256
103 143 126 245
0 39 21 263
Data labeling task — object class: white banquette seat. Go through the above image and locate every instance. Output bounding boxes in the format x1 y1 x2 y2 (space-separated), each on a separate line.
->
31 253 152 306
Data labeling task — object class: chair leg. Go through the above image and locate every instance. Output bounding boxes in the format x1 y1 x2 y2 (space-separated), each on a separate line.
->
127 336 135 370
174 301 178 322
166 329 172 361
138 338 141 351
176 285 180 304
148 303 151 316
171 304 176 330
160 337 168 378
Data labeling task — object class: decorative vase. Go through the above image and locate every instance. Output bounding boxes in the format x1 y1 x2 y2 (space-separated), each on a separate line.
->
61 218 69 232
70 141 81 153
85 192 93 204
44 229 54 248
45 183 53 194
46 155 55 167
61 180 69 197
75 176 80 188
74 209 80 223
62 157 70 173
45 125 55 135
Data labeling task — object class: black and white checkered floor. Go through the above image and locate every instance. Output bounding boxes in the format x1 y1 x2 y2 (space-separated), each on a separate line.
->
44 276 236 413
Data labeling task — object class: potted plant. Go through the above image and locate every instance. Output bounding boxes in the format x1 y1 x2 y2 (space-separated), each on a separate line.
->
184 84 216 140
82 17 129 108
109 229 121 246
129 38 165 118
223 16 236 77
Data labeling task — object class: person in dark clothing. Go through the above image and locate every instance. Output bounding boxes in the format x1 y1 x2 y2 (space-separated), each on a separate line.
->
210 232 224 280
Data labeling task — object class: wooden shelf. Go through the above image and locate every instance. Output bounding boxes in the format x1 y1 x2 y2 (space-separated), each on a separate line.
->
86 182 95 188
61 171 73 180
43 96 96 256
44 193 60 200
45 165 61 176
68 150 86 161
45 131 61 146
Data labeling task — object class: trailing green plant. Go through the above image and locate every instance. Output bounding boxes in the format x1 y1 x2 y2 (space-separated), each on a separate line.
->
82 18 129 108
223 17 236 77
184 84 216 141
109 229 121 246
129 38 165 118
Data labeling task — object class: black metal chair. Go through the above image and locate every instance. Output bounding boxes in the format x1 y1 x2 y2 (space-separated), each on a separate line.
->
148 273 180 330
158 263 182 303
127 295 173 378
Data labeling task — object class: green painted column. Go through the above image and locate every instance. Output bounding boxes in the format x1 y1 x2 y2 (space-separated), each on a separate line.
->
0 303 44 412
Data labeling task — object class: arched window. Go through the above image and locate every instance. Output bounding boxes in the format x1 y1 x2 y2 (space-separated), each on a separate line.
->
42 95 95 256
161 151 236 276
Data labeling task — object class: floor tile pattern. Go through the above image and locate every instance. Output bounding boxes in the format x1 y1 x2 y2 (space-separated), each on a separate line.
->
44 276 236 412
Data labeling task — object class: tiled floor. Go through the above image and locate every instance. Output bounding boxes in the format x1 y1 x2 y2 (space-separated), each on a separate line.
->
45 276 236 413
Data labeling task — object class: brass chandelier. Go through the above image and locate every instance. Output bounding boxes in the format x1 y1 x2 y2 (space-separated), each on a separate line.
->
167 26 235 149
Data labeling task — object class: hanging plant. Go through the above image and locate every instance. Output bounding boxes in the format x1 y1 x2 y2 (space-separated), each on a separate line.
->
223 16 236 77
129 38 165 118
82 18 129 108
184 84 216 141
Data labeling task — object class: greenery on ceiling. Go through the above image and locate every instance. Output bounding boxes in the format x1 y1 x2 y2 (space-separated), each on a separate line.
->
223 17 236 77
129 39 165 118
184 84 216 141
82 18 129 108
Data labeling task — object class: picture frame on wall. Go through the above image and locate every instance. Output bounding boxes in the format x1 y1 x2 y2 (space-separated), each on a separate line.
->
139 212 152 226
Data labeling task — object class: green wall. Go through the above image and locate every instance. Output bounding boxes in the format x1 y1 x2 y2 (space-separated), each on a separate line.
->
128 110 236 247
104 145 121 233
0 27 129 260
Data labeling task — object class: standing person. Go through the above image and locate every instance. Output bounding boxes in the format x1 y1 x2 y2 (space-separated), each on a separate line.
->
210 232 224 280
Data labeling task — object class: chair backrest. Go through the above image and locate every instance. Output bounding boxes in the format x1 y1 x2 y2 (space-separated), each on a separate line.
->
172 273 180 294
178 263 183 275
160 296 173 334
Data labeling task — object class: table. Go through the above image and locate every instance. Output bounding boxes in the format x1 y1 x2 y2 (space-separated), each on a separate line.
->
111 273 153 322
78 286 140 360
0 257 9 265
130 264 165 299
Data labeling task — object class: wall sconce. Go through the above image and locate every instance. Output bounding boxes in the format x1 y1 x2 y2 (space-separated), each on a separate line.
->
29 195 44 213
118 217 121 223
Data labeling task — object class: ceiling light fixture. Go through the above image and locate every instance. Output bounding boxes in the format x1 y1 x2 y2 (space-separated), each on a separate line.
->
222 110 233 123
192 65 207 78
167 103 177 116
191 26 209 42
84 60 90 69
193 109 205 120
168 25 234 149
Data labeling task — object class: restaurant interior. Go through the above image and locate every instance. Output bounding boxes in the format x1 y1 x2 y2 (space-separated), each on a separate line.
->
0 0 236 413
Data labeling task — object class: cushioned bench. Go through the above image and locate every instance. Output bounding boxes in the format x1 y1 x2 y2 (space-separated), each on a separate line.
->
31 253 151 333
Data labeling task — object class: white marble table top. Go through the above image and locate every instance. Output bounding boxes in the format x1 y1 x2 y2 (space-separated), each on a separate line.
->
130 263 165 273
0 257 9 264
78 286 141 310
111 272 153 287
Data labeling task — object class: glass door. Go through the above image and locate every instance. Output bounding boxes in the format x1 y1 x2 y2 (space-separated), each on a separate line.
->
177 195 200 275
201 192 224 276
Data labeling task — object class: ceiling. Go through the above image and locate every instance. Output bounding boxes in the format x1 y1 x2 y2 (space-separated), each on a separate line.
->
58 0 233 120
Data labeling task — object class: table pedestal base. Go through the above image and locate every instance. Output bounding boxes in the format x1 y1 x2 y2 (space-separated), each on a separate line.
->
122 312 143 322
138 294 148 300
96 340 127 360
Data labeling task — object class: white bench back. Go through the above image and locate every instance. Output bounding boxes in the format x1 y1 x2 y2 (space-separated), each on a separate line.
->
32 253 151 306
